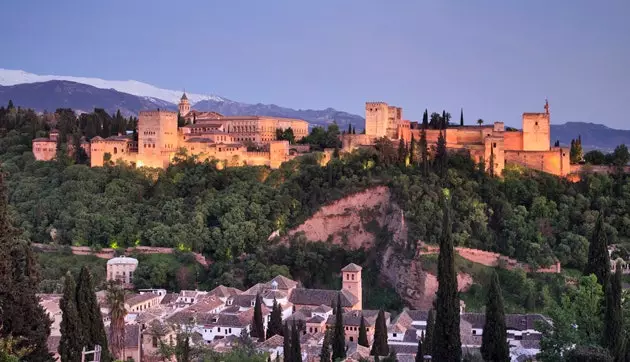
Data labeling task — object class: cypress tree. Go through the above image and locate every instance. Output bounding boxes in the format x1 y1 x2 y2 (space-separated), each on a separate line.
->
435 129 447 177
59 273 82 362
291 321 301 362
584 213 611 286
348 124 352 134
332 293 346 360
460 108 464 126
319 329 332 362
0 173 52 362
282 323 292 362
251 293 265 341
371 309 389 357
433 193 461 362
352 126 356 134
421 110 429 176
76 266 110 361
603 261 624 359
409 135 416 165
266 299 283 339
7 100 14 110
398 138 407 166
424 309 435 357
480 271 509 362
358 315 369 347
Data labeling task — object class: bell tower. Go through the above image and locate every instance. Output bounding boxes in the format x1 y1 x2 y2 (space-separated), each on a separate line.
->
341 263 362 310
178 92 190 117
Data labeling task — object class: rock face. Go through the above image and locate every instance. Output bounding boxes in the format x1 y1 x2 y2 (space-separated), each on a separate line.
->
284 186 471 309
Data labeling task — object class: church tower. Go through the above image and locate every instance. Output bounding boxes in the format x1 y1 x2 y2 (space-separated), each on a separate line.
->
178 92 190 117
341 263 362 310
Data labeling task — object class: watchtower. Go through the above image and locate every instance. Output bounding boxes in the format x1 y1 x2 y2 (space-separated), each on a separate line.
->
522 99 551 151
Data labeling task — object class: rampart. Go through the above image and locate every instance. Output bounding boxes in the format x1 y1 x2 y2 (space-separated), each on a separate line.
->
419 243 561 273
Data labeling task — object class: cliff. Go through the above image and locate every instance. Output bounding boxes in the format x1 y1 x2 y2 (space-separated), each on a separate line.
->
283 186 471 309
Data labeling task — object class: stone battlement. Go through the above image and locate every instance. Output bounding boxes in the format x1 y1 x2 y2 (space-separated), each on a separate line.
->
138 110 178 116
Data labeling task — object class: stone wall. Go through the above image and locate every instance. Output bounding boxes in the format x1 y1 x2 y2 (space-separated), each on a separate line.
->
522 113 550 151
505 147 570 176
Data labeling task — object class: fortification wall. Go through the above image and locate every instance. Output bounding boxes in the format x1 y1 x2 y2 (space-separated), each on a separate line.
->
420 244 561 273
503 131 523 151
505 147 570 176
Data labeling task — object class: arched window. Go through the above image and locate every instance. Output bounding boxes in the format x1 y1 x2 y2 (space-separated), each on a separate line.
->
114 147 118 154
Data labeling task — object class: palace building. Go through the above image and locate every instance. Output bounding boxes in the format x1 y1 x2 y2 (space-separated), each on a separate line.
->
342 100 571 177
33 93 310 169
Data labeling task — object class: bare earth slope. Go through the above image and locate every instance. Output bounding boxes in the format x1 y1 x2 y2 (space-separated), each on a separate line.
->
283 186 471 309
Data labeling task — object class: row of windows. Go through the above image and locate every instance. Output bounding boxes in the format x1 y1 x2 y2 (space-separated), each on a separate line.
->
144 144 156 148
34 148 54 152
345 273 356 281
143 131 156 135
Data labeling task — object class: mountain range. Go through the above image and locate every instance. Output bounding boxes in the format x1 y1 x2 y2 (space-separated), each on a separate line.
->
0 69 627 150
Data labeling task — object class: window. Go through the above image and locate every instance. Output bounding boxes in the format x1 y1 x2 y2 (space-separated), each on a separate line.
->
349 336 354 342
393 333 397 337
351 274 355 281
114 147 118 154
535 122 538 126
473 330 477 335
346 274 349 281
152 336 158 347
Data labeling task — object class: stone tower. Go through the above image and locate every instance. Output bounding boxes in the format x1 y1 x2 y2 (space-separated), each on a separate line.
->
341 263 362 310
178 92 191 117
365 102 402 139
137 109 178 168
521 100 551 151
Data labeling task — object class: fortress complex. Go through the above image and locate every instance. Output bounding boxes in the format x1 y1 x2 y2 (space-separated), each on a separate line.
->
342 100 570 177
33 93 310 169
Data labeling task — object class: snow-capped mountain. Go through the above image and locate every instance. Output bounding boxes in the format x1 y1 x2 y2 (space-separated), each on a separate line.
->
0 68 226 104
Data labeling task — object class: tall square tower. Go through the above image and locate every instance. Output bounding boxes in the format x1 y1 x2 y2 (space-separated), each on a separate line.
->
341 263 362 310
522 101 551 151
138 110 178 167
365 102 389 137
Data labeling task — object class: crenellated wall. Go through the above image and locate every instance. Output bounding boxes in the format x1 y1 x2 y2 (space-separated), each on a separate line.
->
505 147 570 176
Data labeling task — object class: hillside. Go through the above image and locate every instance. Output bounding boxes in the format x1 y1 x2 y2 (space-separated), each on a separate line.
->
0 80 175 117
550 122 630 152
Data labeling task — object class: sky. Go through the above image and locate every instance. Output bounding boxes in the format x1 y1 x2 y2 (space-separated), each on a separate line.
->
1 0 629 128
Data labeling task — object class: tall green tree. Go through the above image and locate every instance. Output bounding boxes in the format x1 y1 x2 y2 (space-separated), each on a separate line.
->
290 321 301 362
435 130 447 177
106 281 126 360
332 293 346 360
433 192 461 362
348 124 352 134
76 266 110 361
398 138 408 166
0 173 52 362
319 329 331 362
480 271 509 362
584 214 611 286
59 273 82 362
421 110 429 176
415 338 424 362
266 299 283 339
370 309 389 357
358 316 369 348
539 275 604 361
282 323 291 362
460 108 464 126
603 261 624 359
570 137 584 164
424 309 435 358
251 294 265 342
409 135 416 165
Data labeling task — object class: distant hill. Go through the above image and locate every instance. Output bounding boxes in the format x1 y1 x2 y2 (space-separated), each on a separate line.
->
0 81 175 117
0 79 363 129
550 122 630 152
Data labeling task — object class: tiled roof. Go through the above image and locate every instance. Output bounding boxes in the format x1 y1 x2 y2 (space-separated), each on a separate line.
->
289 288 358 307
208 285 243 298
389 344 418 355
107 324 141 348
519 339 541 349
306 315 325 324
161 293 178 305
313 305 332 313
33 138 55 142
404 309 429 322
266 275 298 290
325 310 387 327
402 329 419 343
341 263 363 272
168 309 253 328
259 334 284 348
125 293 159 306
227 294 257 308
261 290 287 300
461 313 550 331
